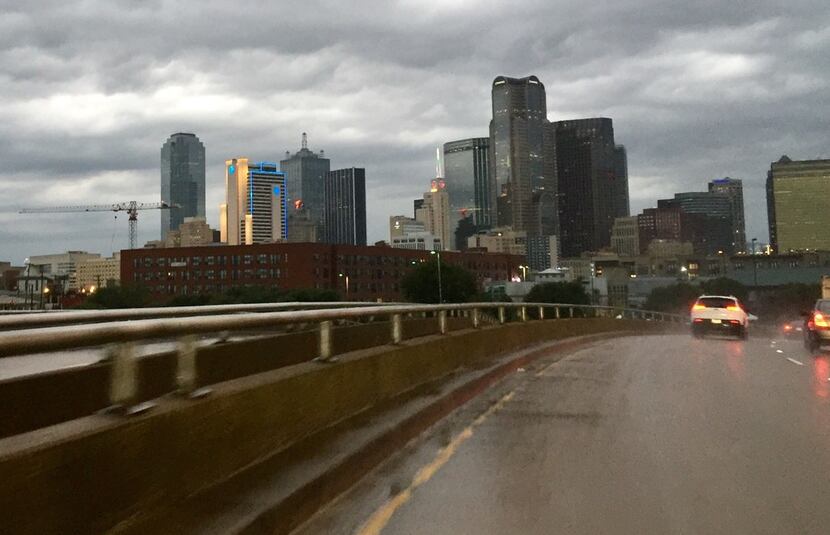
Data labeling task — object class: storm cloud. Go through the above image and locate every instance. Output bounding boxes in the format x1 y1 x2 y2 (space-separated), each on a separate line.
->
1 0 829 262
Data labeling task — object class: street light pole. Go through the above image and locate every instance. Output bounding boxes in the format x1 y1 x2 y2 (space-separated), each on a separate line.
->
751 238 758 287
338 273 349 298
431 250 443 304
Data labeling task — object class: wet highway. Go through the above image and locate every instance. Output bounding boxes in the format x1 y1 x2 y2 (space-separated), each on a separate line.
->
298 333 830 535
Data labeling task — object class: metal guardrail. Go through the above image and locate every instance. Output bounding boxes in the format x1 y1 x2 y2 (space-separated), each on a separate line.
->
0 302 684 415
0 301 406 330
0 302 684 360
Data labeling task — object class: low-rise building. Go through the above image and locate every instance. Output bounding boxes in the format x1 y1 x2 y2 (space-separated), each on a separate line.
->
391 232 442 251
76 253 121 291
121 242 522 302
27 251 101 290
164 217 217 247
467 227 527 256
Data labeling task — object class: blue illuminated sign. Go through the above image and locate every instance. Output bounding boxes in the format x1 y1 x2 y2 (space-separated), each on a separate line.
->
273 185 281 196
228 165 235 174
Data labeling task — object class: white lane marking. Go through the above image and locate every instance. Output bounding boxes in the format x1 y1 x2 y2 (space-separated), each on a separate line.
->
786 357 804 366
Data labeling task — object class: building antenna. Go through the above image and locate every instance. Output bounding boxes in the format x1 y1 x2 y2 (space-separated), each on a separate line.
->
302 132 308 150
435 147 442 178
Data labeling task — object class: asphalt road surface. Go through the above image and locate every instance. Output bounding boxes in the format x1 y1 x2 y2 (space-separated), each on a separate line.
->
298 333 830 535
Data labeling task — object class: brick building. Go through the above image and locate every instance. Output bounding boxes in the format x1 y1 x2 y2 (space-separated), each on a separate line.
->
121 243 521 302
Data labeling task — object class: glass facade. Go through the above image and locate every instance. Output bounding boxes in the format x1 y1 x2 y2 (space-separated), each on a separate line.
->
280 134 330 236
443 138 491 243
709 177 746 253
767 156 830 252
160 133 205 239
323 168 367 246
489 76 548 234
552 118 619 256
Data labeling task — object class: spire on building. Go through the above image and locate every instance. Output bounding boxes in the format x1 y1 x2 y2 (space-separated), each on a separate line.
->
302 132 308 150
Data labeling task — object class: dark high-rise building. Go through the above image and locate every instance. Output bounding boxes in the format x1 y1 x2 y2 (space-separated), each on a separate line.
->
443 138 491 235
767 155 830 253
658 192 734 255
551 118 621 256
708 177 746 253
160 133 205 239
280 133 330 237
613 145 630 217
323 168 366 246
489 75 551 233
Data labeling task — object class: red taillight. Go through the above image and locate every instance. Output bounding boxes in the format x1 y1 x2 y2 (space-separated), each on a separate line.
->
815 312 829 328
726 305 741 312
692 304 706 311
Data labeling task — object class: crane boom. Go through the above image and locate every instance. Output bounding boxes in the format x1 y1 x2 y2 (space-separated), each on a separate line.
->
19 201 176 249
19 201 173 214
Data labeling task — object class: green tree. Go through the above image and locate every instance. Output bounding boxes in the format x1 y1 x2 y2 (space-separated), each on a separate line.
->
401 259 477 303
280 288 340 302
643 283 700 313
700 277 748 302
524 281 589 305
78 284 151 309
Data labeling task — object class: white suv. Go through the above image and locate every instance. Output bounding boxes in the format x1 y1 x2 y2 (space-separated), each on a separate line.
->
690 295 749 339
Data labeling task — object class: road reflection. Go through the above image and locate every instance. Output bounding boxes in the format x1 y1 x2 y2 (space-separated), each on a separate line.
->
726 341 745 381
811 354 830 399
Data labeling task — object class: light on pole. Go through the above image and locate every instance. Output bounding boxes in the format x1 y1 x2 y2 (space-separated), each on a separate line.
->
751 238 758 287
430 250 443 304
518 265 528 281
338 273 349 298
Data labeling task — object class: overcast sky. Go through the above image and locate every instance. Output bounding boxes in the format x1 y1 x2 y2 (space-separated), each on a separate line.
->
1 0 828 264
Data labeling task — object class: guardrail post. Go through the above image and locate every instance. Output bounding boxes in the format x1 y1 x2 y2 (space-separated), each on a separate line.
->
569 307 574 318
472 308 480 328
318 320 333 361
555 306 560 319
498 306 506 324
108 343 146 414
538 306 544 320
520 306 527 322
439 310 448 334
392 314 403 344
176 335 196 394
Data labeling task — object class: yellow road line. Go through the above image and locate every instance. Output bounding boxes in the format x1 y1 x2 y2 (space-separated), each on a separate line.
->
356 391 515 535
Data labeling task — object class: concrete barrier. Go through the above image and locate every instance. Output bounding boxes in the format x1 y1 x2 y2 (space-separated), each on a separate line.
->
0 319 676 534
0 317 471 438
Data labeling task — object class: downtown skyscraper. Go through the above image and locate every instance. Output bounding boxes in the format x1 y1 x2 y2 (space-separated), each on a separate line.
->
160 133 205 239
489 75 554 235
708 177 746 253
280 133 330 237
220 159 287 245
323 168 367 246
551 118 628 256
767 155 830 253
443 137 491 246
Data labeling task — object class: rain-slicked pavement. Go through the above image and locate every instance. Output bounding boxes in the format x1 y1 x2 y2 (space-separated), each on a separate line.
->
298 334 830 535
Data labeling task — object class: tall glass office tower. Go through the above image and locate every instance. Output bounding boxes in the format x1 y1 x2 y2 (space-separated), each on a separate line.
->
489 75 549 234
160 133 205 239
709 177 746 253
443 138 491 245
323 168 367 246
551 118 624 256
280 133 330 237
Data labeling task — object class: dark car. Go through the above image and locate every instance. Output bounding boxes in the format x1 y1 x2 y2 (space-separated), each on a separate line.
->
782 318 804 338
803 299 830 352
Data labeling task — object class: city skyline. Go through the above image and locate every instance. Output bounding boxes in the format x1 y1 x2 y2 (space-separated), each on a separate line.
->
2 1 829 262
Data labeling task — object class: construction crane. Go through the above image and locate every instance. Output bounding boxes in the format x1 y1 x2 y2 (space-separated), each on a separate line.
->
20 201 176 249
